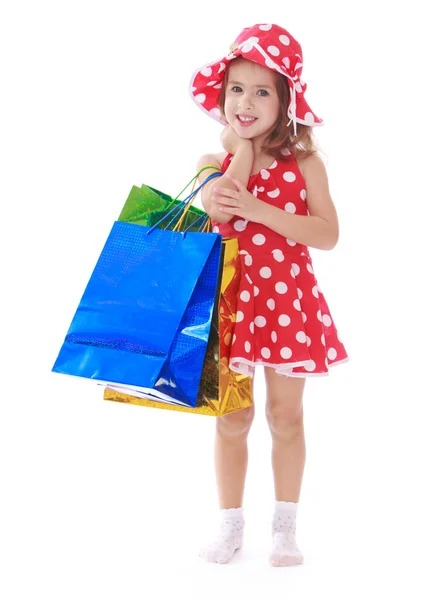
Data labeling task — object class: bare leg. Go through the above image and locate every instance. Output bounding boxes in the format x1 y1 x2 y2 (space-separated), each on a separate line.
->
215 403 255 508
264 368 306 566
199 387 255 564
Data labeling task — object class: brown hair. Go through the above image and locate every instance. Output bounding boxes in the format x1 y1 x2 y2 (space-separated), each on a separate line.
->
218 58 321 161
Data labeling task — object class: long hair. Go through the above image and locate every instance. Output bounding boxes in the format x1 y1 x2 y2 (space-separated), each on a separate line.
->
218 59 321 161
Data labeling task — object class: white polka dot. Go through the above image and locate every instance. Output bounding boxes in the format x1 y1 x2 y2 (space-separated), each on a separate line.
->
218 62 226 73
280 347 292 359
201 66 212 77
261 347 271 359
267 188 280 198
265 57 276 69
240 290 250 302
296 331 306 344
250 321 254 334
300 189 307 201
293 299 301 311
245 254 253 266
254 286 260 297
307 263 314 274
305 360 316 372
267 298 275 310
286 239 297 246
279 34 290 45
282 57 290 69
234 219 247 231
259 23 272 30
312 285 319 298
272 249 285 262
271 331 277 343
292 263 300 276
325 358 329 368
317 310 322 322
232 334 236 344
212 225 220 233
195 93 206 103
321 334 325 345
275 282 288 294
245 273 253 285
323 314 332 327
207 80 218 86
285 202 296 213
297 288 303 299
278 314 291 327
283 171 296 182
245 341 251 353
306 336 311 347
305 112 315 124
242 37 259 53
261 169 270 180
260 266 272 279
270 160 278 169
268 45 280 56
328 348 337 360
236 311 244 323
302 312 307 323
253 234 266 245
255 316 266 328
281 147 291 156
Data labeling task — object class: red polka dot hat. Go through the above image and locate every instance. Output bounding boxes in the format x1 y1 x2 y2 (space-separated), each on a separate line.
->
189 23 323 136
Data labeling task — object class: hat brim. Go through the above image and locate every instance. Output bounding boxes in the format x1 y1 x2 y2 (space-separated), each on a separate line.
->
189 50 323 128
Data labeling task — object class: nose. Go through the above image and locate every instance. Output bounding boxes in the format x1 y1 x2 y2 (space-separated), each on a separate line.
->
238 91 254 111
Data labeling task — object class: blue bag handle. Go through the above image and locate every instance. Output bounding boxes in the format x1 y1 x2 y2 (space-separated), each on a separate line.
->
147 171 222 236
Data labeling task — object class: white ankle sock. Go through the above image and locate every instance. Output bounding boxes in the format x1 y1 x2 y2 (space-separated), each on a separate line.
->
199 507 245 564
270 500 304 567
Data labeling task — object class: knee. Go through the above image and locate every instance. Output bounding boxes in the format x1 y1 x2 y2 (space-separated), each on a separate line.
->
217 404 255 438
266 404 304 441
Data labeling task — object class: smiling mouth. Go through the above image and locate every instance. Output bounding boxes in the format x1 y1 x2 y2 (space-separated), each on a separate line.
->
236 115 257 123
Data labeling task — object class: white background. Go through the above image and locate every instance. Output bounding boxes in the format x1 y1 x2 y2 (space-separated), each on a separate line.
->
1 1 427 598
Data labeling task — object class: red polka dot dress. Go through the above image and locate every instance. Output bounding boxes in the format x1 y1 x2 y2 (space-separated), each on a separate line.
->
211 152 349 378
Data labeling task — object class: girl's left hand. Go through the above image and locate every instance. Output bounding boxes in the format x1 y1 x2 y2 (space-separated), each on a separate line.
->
212 173 267 224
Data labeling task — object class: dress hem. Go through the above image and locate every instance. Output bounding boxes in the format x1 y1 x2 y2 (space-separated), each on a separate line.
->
229 356 349 378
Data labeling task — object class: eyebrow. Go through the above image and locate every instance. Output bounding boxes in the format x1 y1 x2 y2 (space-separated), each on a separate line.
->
228 80 274 89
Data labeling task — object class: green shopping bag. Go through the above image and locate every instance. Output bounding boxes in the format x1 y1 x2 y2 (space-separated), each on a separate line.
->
118 166 219 231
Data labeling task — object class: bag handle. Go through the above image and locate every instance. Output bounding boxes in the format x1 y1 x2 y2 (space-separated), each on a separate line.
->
173 166 221 232
172 165 221 202
146 171 222 235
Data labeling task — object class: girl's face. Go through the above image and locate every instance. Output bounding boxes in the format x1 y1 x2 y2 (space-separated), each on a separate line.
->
223 58 280 145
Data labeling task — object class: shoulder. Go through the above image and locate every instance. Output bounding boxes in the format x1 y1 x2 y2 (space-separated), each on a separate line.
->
296 153 328 183
196 151 228 171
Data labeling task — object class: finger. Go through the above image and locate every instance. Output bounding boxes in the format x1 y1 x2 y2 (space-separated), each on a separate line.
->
213 187 239 200
213 195 236 207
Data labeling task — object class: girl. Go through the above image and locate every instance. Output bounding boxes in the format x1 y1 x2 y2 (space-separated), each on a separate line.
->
189 23 348 567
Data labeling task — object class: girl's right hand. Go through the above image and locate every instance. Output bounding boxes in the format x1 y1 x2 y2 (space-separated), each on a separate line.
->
220 125 253 155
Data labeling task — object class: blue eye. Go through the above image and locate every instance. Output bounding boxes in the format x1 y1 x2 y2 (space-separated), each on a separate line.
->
258 89 268 97
231 86 242 93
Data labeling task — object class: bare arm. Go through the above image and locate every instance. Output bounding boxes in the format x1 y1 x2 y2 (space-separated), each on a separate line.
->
196 142 254 224
261 154 339 250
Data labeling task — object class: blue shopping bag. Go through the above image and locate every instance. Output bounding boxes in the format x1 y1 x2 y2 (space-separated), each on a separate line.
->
52 172 223 407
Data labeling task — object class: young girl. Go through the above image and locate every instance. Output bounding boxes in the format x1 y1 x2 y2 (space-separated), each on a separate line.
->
189 23 348 567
